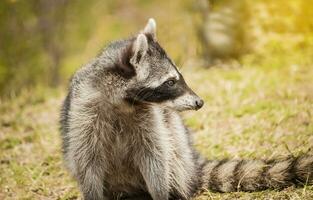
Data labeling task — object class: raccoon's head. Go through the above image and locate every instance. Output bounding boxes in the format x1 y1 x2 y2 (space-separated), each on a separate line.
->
115 19 203 111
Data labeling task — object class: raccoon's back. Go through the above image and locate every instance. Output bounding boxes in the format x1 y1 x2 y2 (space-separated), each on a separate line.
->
60 90 72 154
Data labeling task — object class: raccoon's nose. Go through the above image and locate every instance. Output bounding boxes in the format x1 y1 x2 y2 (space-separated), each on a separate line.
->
195 99 204 110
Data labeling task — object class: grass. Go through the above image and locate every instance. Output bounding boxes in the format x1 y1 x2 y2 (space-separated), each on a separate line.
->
0 63 313 199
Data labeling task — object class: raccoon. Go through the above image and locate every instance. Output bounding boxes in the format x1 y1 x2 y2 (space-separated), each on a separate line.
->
60 19 313 200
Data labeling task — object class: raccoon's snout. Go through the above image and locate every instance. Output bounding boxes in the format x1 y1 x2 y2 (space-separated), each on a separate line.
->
188 90 204 110
194 99 204 110
169 92 204 111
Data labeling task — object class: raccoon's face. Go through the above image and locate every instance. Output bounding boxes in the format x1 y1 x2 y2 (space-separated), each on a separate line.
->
120 19 203 111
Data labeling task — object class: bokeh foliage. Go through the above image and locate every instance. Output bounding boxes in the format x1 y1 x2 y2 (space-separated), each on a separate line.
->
242 0 313 69
0 0 312 96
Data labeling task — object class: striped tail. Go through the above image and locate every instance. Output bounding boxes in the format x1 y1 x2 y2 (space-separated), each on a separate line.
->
201 155 313 192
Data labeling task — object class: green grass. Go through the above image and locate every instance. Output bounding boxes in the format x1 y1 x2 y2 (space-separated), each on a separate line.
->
1 63 313 199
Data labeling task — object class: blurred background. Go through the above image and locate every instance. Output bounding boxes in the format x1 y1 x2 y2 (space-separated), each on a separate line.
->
0 0 312 97
1 0 313 199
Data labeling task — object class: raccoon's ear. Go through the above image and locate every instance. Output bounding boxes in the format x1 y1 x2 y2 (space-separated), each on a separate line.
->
130 33 148 65
143 18 157 41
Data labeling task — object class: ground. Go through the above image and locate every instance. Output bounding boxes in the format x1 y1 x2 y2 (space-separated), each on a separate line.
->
0 63 312 199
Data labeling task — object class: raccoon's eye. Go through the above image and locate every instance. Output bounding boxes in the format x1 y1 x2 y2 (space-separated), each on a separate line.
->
165 79 176 87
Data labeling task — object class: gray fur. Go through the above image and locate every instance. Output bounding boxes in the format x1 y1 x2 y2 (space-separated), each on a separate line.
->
60 19 313 200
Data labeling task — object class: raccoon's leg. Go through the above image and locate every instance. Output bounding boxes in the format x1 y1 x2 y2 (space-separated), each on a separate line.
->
69 142 109 200
123 193 153 200
76 163 109 200
137 155 170 200
200 155 313 192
